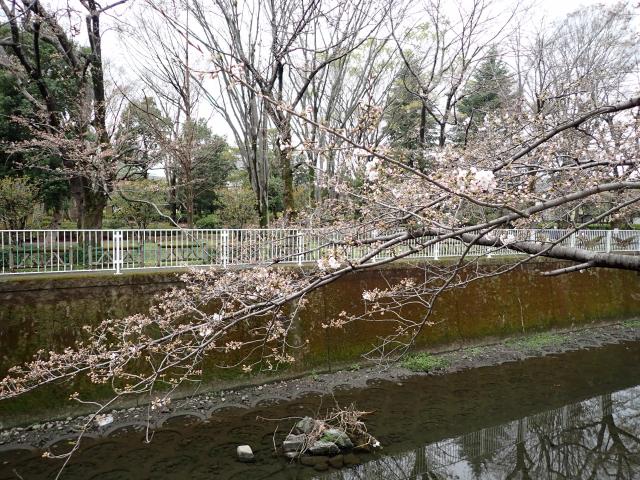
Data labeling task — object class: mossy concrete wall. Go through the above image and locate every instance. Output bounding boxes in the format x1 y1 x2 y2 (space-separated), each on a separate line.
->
0 271 182 377
299 259 640 369
0 259 638 423
0 259 638 375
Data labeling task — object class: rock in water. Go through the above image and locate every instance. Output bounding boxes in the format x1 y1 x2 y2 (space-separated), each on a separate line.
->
294 416 315 434
237 445 255 462
314 462 329 472
308 440 340 456
283 433 306 452
94 414 113 427
320 428 353 449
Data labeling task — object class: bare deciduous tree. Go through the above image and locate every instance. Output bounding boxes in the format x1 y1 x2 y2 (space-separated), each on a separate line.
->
1 2 639 470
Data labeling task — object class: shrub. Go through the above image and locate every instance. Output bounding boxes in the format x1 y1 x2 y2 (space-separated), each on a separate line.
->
0 176 39 229
112 180 168 228
195 213 222 229
219 188 259 228
102 218 128 229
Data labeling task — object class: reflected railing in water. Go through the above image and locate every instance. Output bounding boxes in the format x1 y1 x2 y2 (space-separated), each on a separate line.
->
323 386 640 479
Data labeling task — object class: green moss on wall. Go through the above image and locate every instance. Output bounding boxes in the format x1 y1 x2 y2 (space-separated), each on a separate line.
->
0 259 638 422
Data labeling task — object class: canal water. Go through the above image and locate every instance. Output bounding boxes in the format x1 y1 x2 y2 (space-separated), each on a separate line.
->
1 341 639 479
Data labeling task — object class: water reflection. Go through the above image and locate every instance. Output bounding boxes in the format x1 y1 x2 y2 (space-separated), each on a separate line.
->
2 342 640 479
324 387 640 479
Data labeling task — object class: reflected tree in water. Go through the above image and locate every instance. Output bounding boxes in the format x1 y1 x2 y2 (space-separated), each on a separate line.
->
320 389 640 480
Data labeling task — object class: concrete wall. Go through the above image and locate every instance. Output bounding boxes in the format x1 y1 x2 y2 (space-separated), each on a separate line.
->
1 259 638 373
0 259 638 422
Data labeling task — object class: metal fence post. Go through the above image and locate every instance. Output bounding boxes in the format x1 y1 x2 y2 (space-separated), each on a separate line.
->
296 230 303 266
372 229 379 263
433 239 440 260
222 229 229 269
113 230 123 275
606 230 612 253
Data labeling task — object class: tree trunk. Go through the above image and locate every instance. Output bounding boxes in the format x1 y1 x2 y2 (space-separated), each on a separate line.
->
49 205 63 229
82 192 107 229
70 176 107 228
170 188 178 224
419 102 427 146
185 182 194 228
278 122 295 219
257 193 269 228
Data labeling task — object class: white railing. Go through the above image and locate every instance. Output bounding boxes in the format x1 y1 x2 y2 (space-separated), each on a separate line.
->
0 228 638 276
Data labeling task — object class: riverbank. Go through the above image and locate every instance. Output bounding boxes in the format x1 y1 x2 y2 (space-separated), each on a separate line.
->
1 318 638 450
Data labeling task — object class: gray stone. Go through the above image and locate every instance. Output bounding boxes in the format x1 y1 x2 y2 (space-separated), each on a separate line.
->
236 445 255 462
320 429 353 449
283 433 306 452
294 416 315 434
308 440 340 456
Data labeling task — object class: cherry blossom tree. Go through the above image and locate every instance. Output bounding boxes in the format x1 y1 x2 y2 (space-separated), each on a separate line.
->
0 0 131 227
1 0 639 467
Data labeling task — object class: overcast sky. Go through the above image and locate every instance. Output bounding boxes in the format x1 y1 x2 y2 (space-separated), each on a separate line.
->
92 0 633 165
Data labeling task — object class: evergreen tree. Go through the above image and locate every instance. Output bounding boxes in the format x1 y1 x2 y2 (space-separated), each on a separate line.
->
457 48 514 142
383 61 435 169
165 118 232 220
0 26 75 223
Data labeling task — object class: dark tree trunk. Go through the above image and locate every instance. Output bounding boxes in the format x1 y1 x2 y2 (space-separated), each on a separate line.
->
70 177 107 228
278 122 295 219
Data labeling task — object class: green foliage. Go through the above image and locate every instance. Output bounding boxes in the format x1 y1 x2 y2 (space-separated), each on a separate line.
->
115 97 169 178
0 28 71 211
267 175 284 216
112 179 168 228
160 119 236 220
585 223 613 230
0 176 39 229
349 363 361 371
509 332 563 350
189 125 234 215
383 59 434 169
401 352 449 372
195 213 222 229
464 346 485 358
218 188 259 228
457 48 514 140
102 217 129 229
622 319 640 328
